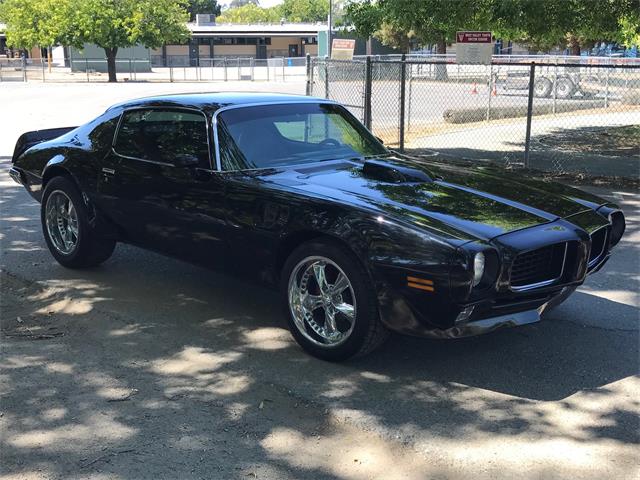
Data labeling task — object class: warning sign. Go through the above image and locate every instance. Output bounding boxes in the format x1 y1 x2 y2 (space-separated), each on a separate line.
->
331 39 356 60
456 31 493 65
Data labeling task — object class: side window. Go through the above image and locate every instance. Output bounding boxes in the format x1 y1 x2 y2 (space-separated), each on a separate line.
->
114 109 210 168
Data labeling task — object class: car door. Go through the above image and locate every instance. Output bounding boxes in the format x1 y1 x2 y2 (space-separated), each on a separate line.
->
97 107 228 268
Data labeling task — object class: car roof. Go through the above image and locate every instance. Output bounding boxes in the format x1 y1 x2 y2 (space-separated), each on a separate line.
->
107 92 333 114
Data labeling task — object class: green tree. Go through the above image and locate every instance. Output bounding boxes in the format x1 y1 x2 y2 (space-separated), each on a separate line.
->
374 22 415 53
346 0 489 55
0 0 75 66
490 0 639 54
280 0 329 23
71 0 191 82
186 0 221 22
216 3 281 23
1 0 191 82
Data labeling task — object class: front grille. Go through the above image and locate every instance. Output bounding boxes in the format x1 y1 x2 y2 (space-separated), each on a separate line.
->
588 227 608 266
510 243 567 290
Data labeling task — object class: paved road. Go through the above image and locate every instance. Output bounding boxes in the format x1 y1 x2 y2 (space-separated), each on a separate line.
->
1 84 639 479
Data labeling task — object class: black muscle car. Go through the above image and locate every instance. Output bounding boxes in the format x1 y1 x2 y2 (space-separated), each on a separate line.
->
9 93 625 360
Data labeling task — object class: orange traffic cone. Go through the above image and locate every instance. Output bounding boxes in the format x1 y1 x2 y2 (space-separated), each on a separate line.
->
471 82 478 94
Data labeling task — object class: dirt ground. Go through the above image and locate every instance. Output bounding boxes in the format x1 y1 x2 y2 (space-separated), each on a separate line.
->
1 83 639 480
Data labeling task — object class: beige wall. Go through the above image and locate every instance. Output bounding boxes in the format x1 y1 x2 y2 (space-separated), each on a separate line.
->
269 36 300 51
213 45 256 56
199 45 211 57
166 45 188 56
304 44 318 56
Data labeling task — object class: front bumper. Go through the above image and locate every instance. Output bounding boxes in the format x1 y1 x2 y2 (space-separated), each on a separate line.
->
421 286 576 339
9 167 25 186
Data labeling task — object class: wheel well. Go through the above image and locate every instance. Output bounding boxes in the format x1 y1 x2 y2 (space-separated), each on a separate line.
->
42 166 74 189
275 231 359 278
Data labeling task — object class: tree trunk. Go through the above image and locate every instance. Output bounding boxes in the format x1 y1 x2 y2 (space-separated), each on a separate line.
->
435 36 448 81
570 44 580 56
104 47 118 82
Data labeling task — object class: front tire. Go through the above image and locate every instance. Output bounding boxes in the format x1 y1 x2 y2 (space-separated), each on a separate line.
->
41 176 116 269
281 240 389 361
533 77 552 98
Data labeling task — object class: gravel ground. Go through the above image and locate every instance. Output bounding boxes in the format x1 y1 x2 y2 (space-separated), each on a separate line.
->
1 83 639 480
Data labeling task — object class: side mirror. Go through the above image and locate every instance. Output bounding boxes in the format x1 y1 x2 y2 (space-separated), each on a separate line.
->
173 154 199 168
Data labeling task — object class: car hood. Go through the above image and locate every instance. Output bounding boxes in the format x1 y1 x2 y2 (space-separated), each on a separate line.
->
257 156 608 242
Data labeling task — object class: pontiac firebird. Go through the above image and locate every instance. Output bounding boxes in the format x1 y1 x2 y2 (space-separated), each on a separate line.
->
10 93 625 360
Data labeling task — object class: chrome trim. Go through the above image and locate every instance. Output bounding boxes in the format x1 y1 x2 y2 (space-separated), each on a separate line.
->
509 242 568 292
211 99 346 173
9 167 25 186
587 225 609 269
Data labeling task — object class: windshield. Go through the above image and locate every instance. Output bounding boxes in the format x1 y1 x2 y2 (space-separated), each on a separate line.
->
216 103 388 170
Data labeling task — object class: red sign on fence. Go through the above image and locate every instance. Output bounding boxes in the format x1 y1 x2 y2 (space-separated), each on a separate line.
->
456 31 492 43
456 31 493 64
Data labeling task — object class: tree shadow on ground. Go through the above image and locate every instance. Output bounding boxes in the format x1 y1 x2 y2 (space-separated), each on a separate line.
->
407 123 640 178
1 158 638 479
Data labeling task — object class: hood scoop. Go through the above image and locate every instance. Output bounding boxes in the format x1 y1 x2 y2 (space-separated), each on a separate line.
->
362 159 432 183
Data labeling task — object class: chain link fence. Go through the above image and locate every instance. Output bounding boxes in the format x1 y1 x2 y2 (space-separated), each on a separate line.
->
308 56 640 178
0 56 307 83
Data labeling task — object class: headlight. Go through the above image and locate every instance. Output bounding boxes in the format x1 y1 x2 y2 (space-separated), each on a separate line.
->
472 252 485 286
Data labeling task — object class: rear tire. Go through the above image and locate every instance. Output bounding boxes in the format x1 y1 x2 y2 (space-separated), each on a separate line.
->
41 176 116 269
281 239 389 361
555 77 576 99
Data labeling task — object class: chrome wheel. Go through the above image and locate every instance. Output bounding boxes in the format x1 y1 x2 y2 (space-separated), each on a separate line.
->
45 190 79 255
288 256 357 347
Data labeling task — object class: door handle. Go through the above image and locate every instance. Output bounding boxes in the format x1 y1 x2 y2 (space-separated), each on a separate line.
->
101 167 116 183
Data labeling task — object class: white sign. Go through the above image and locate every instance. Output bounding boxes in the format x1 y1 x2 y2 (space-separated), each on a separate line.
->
456 31 493 65
331 39 356 60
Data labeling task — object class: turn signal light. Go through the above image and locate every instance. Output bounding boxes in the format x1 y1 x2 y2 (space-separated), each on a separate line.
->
407 276 434 292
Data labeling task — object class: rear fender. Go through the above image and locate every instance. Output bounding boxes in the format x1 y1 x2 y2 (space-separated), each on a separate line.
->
12 127 77 163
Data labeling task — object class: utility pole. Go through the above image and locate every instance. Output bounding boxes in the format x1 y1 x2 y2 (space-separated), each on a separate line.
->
327 0 333 57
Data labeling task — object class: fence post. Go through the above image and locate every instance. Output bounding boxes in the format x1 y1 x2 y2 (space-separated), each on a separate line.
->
251 57 255 81
407 66 413 133
604 67 610 108
486 64 493 121
129 59 132 80
364 56 373 130
22 56 27 82
323 57 330 99
305 54 312 96
85 58 89 82
42 58 46 82
552 62 558 114
282 56 285 82
523 62 536 168
169 65 173 82
399 54 406 152
224 57 227 81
